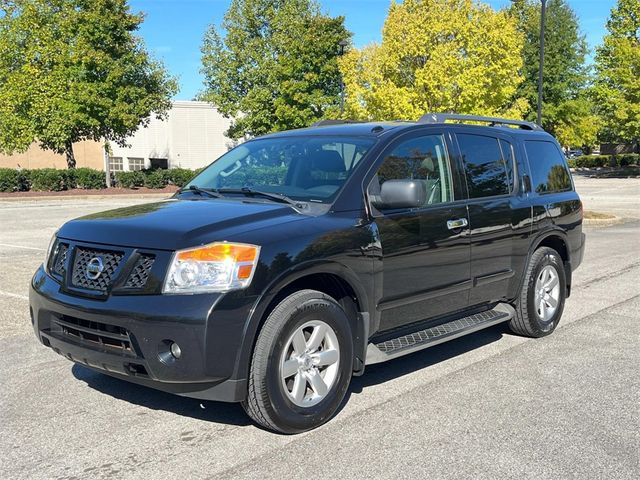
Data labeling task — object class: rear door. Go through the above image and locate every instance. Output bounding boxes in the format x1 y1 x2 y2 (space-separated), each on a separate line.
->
454 130 532 307
368 130 471 332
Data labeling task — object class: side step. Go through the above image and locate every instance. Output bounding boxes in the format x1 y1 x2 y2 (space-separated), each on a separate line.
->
365 303 514 365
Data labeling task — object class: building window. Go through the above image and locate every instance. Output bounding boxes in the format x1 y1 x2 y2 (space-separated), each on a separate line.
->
127 157 145 171
108 157 124 172
150 158 168 169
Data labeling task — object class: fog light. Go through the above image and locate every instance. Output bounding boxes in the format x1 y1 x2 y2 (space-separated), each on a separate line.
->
170 342 182 359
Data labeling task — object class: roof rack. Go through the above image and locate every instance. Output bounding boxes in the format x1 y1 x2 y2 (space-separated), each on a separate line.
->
418 113 543 131
311 119 364 127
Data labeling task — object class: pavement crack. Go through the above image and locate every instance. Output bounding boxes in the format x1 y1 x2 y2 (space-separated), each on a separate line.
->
575 261 640 289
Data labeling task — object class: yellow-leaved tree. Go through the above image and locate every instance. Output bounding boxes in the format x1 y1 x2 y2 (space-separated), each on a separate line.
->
339 0 527 121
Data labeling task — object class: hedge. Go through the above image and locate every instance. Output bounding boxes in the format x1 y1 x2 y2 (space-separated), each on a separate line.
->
0 167 202 193
144 169 171 189
73 168 107 189
29 169 68 191
114 170 145 188
168 168 197 187
3 155 639 193
0 168 30 192
572 154 640 169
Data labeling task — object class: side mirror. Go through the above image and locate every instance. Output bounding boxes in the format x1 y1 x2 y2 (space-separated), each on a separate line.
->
371 179 426 210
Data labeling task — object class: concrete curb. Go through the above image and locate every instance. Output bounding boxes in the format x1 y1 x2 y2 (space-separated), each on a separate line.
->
0 193 173 202
583 213 623 227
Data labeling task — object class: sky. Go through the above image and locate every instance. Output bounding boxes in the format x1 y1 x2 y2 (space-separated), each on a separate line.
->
129 0 617 100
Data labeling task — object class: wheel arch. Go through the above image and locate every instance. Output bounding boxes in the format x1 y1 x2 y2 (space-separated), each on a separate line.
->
534 232 570 263
524 229 572 296
232 261 372 384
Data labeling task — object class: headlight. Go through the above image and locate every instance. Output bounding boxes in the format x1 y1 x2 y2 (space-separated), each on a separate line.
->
163 242 261 294
45 230 58 270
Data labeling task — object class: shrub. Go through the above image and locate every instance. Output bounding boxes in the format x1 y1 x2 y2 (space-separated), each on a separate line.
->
0 168 17 192
619 154 639 166
144 169 170 189
0 168 31 192
115 170 145 188
62 169 77 189
29 169 67 191
566 158 577 169
74 168 106 189
575 155 608 168
167 168 196 187
17 169 31 191
573 154 639 168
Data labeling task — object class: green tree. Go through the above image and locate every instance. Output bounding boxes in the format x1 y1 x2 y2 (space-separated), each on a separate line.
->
0 0 177 168
593 0 640 146
509 0 594 145
554 97 600 148
339 0 526 121
200 0 350 139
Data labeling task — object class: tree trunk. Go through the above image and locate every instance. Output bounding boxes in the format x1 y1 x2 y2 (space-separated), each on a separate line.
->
65 140 76 169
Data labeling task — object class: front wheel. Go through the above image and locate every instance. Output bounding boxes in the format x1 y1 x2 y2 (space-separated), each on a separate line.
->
509 247 567 338
242 289 353 433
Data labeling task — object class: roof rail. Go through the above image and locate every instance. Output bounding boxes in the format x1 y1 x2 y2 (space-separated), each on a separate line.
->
311 119 364 127
418 113 543 131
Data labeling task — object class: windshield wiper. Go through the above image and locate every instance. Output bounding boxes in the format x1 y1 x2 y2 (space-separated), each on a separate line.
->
217 187 306 209
180 185 223 198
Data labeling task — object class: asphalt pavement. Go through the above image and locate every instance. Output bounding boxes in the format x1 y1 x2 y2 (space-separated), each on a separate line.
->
0 177 638 479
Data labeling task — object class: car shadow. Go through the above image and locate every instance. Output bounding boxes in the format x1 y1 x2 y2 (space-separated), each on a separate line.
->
71 364 251 427
72 322 509 429
348 322 509 395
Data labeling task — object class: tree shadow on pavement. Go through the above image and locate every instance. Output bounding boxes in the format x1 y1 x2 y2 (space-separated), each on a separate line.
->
72 364 251 427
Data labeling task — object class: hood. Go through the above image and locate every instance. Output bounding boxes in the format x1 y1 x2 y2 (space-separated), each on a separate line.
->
58 198 305 250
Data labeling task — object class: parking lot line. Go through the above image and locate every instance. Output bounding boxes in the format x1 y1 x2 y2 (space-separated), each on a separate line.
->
0 243 45 251
0 290 28 300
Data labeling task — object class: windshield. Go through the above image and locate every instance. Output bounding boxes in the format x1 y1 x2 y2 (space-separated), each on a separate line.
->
186 136 376 202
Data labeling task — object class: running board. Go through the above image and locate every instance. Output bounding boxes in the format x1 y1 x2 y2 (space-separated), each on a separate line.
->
365 303 514 365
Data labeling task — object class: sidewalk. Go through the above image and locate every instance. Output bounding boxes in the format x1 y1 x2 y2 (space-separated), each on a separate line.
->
0 186 177 201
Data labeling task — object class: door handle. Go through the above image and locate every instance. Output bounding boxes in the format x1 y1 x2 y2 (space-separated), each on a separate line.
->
447 218 468 230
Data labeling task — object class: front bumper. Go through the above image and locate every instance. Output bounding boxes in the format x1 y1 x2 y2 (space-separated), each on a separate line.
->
30 266 254 402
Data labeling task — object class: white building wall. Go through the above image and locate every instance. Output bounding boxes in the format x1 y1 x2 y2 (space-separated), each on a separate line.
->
110 101 233 171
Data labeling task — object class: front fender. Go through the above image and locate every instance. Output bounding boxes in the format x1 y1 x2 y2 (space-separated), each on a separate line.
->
230 259 373 381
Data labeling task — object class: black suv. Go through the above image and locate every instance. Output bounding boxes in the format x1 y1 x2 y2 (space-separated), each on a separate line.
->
30 114 585 433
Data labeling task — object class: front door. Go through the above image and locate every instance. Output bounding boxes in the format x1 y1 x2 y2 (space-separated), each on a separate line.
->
369 131 471 333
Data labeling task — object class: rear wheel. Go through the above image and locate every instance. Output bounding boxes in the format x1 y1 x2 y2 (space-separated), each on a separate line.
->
510 247 566 337
242 289 353 433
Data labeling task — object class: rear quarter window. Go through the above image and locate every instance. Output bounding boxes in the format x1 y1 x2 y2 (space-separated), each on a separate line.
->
524 140 572 194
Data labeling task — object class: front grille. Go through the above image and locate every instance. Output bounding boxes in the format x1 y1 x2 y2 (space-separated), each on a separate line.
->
124 254 155 289
53 315 137 356
52 243 68 276
71 247 124 292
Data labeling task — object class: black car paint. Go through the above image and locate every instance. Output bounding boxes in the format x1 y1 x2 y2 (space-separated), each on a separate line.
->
30 122 584 402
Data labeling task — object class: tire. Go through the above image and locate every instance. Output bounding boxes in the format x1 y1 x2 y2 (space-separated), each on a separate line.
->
242 289 354 433
509 247 566 338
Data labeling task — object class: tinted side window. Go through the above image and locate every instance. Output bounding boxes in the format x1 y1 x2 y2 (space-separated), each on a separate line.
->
457 134 509 198
524 141 572 193
370 134 454 207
